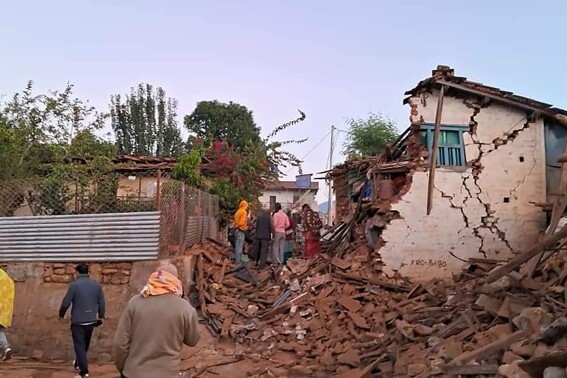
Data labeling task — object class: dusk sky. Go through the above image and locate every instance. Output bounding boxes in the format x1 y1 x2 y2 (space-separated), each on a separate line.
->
2 0 566 204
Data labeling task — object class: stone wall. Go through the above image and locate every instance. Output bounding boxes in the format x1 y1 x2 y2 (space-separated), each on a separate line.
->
1 256 194 361
43 262 132 285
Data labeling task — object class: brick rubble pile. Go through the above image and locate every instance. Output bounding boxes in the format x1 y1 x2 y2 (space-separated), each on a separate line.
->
188 237 567 377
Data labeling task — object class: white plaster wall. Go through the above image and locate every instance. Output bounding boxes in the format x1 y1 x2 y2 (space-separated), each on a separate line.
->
258 189 317 210
381 91 546 280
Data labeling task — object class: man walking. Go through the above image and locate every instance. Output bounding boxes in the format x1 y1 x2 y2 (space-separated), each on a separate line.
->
114 263 200 378
254 205 274 268
232 200 249 264
0 268 14 361
59 263 105 378
272 203 290 264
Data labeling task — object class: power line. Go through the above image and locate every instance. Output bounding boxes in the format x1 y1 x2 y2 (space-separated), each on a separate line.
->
284 130 331 175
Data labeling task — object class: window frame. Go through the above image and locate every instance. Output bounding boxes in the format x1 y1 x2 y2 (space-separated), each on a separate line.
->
420 124 468 166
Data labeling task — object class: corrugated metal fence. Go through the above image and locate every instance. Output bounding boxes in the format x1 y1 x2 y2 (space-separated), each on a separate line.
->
0 212 160 262
185 216 217 250
159 183 220 256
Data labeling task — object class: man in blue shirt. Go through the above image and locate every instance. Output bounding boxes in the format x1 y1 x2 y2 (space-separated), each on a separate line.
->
59 263 106 378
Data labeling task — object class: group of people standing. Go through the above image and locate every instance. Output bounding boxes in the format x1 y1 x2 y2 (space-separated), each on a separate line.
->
231 200 323 267
0 262 200 378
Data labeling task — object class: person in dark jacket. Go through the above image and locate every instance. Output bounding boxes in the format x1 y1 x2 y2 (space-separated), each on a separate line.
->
59 263 105 378
254 206 274 268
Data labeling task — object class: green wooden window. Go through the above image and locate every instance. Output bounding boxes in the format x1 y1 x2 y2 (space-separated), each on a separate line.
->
419 124 468 166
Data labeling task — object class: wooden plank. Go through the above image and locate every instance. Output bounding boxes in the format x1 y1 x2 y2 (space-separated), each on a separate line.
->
215 259 229 285
518 350 567 377
259 292 309 320
468 257 505 265
497 295 531 319
447 331 523 366
427 84 446 216
437 79 555 118
437 318 466 339
334 271 411 292
441 364 499 375
526 148 567 277
485 225 567 283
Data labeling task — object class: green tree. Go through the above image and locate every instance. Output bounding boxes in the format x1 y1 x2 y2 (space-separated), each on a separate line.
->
342 113 399 157
0 82 112 215
175 109 306 225
110 84 183 156
69 130 117 158
0 81 107 179
184 100 261 152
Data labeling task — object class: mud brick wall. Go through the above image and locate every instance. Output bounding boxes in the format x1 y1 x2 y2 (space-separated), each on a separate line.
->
379 91 547 280
43 262 132 285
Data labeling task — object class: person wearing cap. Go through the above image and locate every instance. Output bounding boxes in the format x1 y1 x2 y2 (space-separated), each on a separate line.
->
59 263 106 378
113 263 200 378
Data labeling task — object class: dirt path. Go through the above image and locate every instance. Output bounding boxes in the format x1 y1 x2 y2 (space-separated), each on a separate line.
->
0 325 285 378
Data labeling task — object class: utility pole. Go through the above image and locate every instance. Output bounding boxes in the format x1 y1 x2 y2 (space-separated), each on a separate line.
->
327 125 335 226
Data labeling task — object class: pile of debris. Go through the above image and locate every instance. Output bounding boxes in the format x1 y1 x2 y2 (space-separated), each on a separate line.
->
188 233 567 377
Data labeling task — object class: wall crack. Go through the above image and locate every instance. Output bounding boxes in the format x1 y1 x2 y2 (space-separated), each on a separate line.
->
461 98 526 256
434 186 469 228
464 172 515 256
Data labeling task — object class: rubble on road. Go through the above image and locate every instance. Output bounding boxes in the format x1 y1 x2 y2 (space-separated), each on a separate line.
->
187 229 567 377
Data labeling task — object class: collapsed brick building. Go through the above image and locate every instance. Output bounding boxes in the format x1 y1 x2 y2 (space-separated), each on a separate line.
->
328 65 567 280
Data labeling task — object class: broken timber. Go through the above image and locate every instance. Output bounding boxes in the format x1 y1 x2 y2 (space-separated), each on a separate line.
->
485 224 567 283
426 84 446 215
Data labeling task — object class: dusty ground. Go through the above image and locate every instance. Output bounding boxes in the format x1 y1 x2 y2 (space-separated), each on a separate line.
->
0 324 290 378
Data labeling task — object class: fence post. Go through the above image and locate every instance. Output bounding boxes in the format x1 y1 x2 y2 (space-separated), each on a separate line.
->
138 175 142 203
178 183 186 254
197 189 202 243
156 169 161 210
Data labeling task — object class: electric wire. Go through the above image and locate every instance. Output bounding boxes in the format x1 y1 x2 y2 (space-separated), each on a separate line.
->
284 130 331 175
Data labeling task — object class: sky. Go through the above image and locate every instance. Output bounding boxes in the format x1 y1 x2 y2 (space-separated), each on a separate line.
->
2 0 567 204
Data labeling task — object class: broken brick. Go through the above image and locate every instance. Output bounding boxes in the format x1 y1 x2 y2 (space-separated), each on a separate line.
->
347 312 370 330
337 296 362 312
337 348 361 367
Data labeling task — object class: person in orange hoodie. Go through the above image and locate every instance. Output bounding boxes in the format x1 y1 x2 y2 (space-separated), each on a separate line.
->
233 200 248 264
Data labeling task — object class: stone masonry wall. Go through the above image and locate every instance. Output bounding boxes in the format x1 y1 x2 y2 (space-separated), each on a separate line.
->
380 90 547 280
43 262 132 284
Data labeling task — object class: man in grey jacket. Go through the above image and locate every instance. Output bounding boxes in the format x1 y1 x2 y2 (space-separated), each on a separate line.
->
59 263 105 378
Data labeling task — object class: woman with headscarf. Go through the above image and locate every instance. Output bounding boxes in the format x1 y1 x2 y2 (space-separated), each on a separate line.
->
0 268 14 361
114 263 200 378
301 204 323 258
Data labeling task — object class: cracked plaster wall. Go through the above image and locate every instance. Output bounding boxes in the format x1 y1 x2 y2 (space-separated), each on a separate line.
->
381 90 547 280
